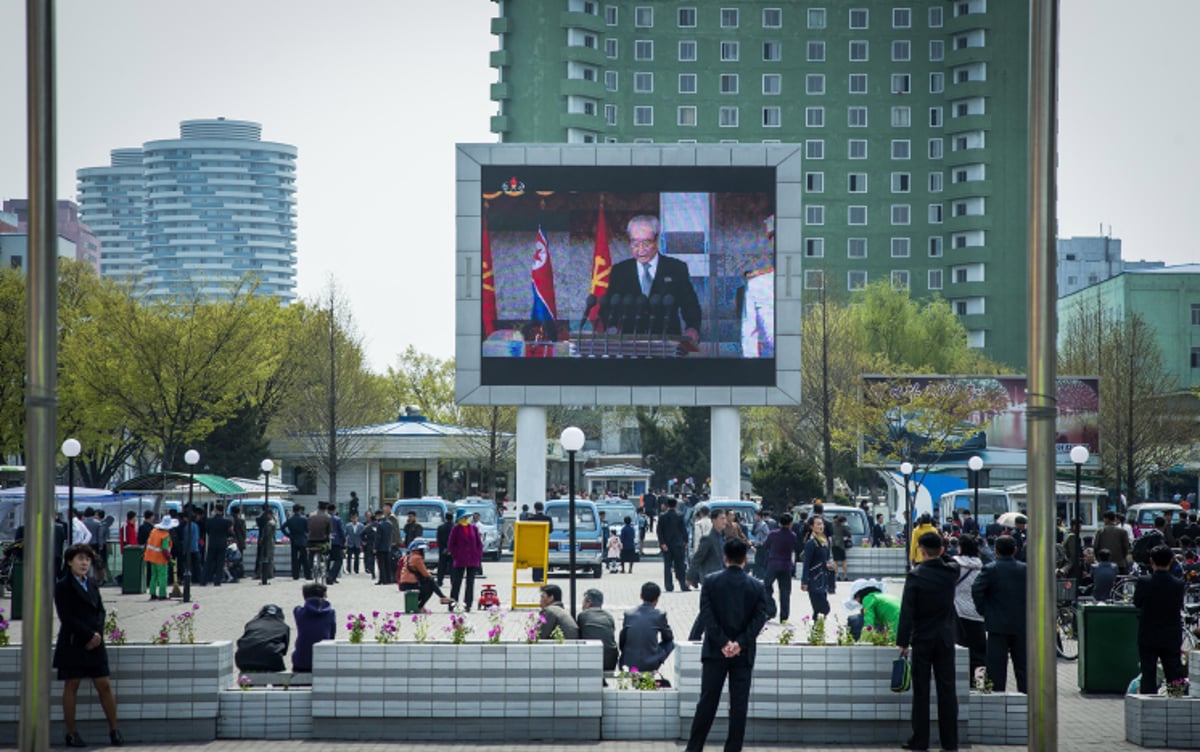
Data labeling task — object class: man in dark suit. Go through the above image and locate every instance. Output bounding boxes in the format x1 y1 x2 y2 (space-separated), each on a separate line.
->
1133 544 1187 693
283 507 311 580
686 509 727 589
601 215 701 340
972 534 1027 693
620 581 675 672
897 531 961 752
435 512 454 587
685 537 771 752
527 501 554 582
658 497 690 592
202 504 232 586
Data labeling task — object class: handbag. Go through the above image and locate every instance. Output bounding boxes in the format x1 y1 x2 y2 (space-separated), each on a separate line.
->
890 656 911 692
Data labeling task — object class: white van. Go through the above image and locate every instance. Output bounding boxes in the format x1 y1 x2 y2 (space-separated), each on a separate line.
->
937 488 1017 529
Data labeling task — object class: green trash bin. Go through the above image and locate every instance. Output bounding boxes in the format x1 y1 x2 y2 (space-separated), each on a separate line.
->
122 545 146 594
403 589 420 614
1078 602 1141 693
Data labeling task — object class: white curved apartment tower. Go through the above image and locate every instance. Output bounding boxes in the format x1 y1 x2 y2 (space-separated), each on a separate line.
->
77 118 297 301
76 147 146 283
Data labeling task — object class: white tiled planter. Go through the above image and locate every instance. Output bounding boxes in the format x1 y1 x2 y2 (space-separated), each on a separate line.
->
218 689 312 739
1190 651 1199 698
845 547 908 577
601 688 681 739
967 692 1027 744
1125 693 1200 748
309 640 604 740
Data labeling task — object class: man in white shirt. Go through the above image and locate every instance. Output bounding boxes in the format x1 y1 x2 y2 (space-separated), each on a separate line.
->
72 511 93 546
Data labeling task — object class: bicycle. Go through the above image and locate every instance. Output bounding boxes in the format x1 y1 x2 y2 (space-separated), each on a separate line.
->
307 543 329 586
1055 578 1080 660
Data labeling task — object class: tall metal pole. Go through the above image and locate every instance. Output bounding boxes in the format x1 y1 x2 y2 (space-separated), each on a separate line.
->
972 470 979 521
184 469 194 602
1026 1 1060 749
67 458 75 540
1074 462 1082 525
21 1 58 750
568 449 577 618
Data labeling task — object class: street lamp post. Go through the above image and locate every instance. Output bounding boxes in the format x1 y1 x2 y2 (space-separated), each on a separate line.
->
1070 446 1090 524
183 449 199 603
261 459 274 584
900 461 914 572
61 439 81 543
560 426 585 617
968 455 984 521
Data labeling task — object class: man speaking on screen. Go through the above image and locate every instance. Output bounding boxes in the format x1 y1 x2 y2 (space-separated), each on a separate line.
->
602 215 701 344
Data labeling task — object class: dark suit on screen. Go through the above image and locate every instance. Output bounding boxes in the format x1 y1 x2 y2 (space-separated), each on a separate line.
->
605 255 701 335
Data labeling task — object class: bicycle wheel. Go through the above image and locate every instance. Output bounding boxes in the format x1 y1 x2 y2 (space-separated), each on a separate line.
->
1110 578 1137 604
1056 606 1079 660
1182 621 1199 667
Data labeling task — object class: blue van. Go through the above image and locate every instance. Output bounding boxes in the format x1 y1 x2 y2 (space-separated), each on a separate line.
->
226 498 294 545
391 498 453 564
543 499 604 578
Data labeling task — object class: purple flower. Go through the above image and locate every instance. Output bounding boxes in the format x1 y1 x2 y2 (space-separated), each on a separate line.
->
192 603 200 611
630 667 639 674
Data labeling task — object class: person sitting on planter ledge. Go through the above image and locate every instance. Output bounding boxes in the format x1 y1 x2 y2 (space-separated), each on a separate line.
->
398 538 451 612
235 604 290 673
292 583 336 673
537 584 580 640
577 588 618 671
844 578 900 641
619 581 675 674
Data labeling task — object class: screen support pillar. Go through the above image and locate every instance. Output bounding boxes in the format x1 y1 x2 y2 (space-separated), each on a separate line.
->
516 406 547 507
710 407 740 500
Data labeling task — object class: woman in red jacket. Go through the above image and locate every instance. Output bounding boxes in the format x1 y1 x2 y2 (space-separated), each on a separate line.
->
446 510 483 611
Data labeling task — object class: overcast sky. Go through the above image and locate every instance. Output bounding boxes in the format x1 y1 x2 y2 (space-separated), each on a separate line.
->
1 0 1196 372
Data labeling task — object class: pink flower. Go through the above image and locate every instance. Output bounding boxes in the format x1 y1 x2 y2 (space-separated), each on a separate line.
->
372 611 380 618
192 603 200 611
630 667 639 674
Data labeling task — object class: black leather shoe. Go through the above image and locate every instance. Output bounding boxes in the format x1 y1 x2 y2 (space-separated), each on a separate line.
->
110 729 125 746
65 733 87 747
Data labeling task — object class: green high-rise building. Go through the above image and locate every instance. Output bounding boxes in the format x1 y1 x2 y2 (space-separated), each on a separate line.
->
488 0 1030 369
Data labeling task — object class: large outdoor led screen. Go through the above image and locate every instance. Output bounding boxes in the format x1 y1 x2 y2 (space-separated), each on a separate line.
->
478 164 775 387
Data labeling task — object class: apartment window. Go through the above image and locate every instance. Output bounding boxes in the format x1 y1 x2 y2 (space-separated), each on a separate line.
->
929 171 944 192
894 7 912 27
605 39 618 58
635 40 653 60
849 41 869 61
929 107 943 127
848 206 868 225
604 70 618 91
678 73 697 94
892 74 911 94
891 237 911 257
721 8 739 28
719 106 739 127
677 106 697 127
805 270 826 289
634 72 653 92
849 74 868 94
929 236 944 257
849 139 868 159
955 301 968 315
635 6 653 27
604 104 617 126
955 268 969 284
848 270 868 291
891 106 911 127
929 138 944 159
678 7 696 27
892 270 911 290
720 73 739 94
605 5 618 25
634 106 653 126
892 172 911 193
954 235 969 249
892 40 911 61
808 41 826 62
762 73 782 95
929 204 944 223
582 67 598 83
807 74 826 94
892 205 911 225
763 107 782 127
891 140 911 159
1192 303 1200 325
808 8 827 29
848 106 868 127
583 34 598 49
848 238 867 258
806 139 825 159
805 238 825 258
849 8 868 28
763 41 782 61
679 40 697 61
929 6 944 27
721 41 740 61
848 172 868 192
764 8 782 28
955 101 970 116
583 101 596 116
930 40 945 61
930 72 945 93
929 269 943 290
806 172 824 192
806 206 825 225
806 107 824 127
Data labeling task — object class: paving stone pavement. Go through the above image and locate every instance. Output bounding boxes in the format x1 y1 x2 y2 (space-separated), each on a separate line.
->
0 534 1162 751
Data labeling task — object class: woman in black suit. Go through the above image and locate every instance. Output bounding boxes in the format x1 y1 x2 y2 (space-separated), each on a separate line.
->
53 544 123 747
800 517 835 619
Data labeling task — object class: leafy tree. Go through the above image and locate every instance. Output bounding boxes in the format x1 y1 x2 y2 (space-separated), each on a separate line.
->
0 269 25 460
1059 296 1200 503
637 406 710 492
454 405 517 502
749 444 823 512
386 346 458 424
